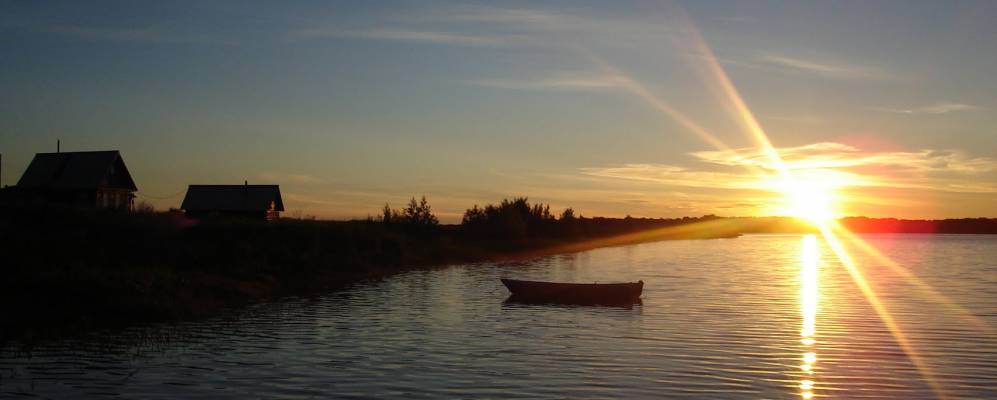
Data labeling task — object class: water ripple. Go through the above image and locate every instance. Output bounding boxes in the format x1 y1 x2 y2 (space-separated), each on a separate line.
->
2 234 996 398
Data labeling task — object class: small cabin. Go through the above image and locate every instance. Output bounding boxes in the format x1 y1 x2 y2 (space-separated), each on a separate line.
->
15 150 137 211
180 183 284 221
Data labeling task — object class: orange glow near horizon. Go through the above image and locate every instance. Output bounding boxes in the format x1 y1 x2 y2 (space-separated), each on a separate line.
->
580 7 962 398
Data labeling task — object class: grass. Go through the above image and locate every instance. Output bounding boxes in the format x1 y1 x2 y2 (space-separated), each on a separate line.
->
2 204 993 343
0 206 737 342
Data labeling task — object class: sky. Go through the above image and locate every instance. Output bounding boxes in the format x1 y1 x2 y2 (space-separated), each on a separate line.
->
1 0 995 222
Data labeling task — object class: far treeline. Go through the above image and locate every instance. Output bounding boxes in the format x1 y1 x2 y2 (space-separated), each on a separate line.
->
720 215 997 234
379 196 997 236
380 196 739 240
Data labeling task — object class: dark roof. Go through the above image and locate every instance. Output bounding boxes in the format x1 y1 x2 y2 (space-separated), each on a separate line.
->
181 185 284 212
17 151 138 191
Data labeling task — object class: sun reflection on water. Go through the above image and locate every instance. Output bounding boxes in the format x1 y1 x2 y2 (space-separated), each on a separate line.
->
800 234 820 398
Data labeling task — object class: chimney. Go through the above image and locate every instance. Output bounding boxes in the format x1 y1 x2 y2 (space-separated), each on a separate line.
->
57 139 60 153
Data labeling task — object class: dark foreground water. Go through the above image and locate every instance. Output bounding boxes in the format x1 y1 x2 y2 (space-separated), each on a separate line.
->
2 234 996 399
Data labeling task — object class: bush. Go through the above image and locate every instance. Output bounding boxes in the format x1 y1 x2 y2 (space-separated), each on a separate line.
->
382 196 439 233
460 197 559 239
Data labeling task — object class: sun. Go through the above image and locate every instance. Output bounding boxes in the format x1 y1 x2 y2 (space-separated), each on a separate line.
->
780 178 838 224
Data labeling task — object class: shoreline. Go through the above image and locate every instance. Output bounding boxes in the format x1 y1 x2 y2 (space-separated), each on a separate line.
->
0 209 740 344
2 207 994 344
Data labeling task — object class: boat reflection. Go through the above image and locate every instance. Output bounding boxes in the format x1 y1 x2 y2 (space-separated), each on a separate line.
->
799 234 820 398
503 295 643 309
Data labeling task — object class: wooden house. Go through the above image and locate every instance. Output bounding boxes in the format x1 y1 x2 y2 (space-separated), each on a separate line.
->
180 182 284 221
15 150 137 211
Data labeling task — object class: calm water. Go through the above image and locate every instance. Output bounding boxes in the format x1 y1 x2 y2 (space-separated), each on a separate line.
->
2 234 996 399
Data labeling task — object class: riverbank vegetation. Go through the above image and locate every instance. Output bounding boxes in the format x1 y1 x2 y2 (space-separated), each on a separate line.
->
2 197 995 341
0 197 731 341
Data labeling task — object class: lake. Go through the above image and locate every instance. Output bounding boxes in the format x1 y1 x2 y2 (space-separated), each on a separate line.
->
2 234 995 398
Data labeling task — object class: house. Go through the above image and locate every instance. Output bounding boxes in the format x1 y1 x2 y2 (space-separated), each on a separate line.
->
180 182 284 221
15 150 137 211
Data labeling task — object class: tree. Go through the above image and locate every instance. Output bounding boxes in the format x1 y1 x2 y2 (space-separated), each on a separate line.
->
384 196 438 231
381 203 398 224
462 205 487 225
404 196 439 227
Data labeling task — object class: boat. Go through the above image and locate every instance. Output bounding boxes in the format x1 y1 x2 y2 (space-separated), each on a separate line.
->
501 278 643 305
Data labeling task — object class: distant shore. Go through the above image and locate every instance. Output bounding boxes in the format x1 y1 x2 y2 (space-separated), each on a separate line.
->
2 205 995 343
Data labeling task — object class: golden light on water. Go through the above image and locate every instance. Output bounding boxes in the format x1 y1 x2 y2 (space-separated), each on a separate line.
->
801 235 819 338
572 7 976 398
800 235 819 399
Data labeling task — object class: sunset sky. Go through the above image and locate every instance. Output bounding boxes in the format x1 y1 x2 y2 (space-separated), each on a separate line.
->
2 1 995 221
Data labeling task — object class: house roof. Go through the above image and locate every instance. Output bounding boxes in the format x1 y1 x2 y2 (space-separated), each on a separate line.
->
17 151 138 191
180 185 284 212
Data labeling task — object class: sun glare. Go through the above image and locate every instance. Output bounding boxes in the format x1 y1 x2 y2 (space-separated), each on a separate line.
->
782 179 838 224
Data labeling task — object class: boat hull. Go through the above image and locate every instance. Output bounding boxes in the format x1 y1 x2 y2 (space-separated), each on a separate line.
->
501 278 643 306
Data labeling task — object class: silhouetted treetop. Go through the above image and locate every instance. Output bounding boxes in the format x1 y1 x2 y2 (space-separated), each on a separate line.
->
382 196 438 232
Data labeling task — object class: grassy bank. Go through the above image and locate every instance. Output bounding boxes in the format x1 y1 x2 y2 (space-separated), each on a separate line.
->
6 202 993 343
0 205 737 341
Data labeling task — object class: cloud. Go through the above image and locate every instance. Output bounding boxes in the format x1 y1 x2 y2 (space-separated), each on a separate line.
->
581 164 757 190
444 6 570 27
466 72 624 91
432 4 673 38
878 102 978 115
693 143 997 192
761 54 882 80
692 142 997 176
290 4 674 49
289 27 519 46
585 143 997 196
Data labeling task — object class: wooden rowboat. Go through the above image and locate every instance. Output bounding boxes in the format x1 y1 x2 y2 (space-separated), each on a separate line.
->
501 278 643 305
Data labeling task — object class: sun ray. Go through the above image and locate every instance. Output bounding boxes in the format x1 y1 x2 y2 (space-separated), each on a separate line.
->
659 9 948 398
575 49 770 178
570 7 954 398
829 220 994 333
816 223 947 398
665 8 788 174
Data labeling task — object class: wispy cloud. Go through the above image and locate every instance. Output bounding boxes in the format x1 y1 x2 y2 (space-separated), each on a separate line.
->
466 72 624 91
581 164 757 190
692 142 997 176
761 54 882 80
443 6 570 27
585 143 997 197
289 27 519 46
877 102 979 115
290 4 674 49
698 143 997 193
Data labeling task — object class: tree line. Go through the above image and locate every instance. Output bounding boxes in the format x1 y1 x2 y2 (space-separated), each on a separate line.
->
381 196 732 239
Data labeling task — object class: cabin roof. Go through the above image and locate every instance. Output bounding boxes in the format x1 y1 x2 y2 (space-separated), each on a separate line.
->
16 151 138 191
180 184 285 212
